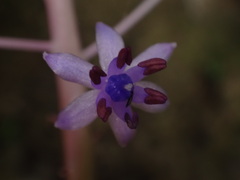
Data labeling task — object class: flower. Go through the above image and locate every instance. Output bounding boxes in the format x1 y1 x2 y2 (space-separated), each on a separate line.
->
43 22 176 147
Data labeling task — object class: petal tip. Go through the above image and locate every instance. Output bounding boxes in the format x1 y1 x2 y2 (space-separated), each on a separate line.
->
54 119 75 130
96 22 108 30
54 121 62 129
116 132 135 147
96 22 117 36
43 51 49 61
54 119 67 130
109 115 136 147
54 115 74 130
114 131 134 147
96 21 104 26
171 42 177 48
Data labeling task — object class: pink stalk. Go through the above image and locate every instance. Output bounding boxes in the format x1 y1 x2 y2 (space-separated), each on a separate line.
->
44 0 92 180
0 37 51 51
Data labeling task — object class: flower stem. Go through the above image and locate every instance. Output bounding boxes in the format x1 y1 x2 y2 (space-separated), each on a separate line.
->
44 0 93 180
0 37 51 51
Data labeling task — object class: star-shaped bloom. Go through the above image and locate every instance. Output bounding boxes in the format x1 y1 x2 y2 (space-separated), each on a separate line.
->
43 22 176 147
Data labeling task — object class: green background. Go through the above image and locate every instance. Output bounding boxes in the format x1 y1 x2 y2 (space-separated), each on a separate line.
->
0 0 240 179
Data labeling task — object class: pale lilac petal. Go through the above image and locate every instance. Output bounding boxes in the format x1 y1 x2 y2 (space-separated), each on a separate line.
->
109 113 136 147
132 85 147 103
96 90 113 108
128 42 177 68
107 58 126 76
96 22 124 72
55 90 99 130
111 100 133 121
125 66 144 82
90 76 107 90
132 81 169 112
43 52 93 88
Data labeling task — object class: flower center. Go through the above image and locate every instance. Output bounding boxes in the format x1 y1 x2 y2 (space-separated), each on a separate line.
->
105 74 133 102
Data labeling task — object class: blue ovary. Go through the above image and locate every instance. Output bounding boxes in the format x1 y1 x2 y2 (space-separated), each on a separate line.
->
105 74 133 102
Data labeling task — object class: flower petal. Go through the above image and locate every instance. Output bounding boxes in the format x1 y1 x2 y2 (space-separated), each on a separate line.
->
128 42 177 68
132 85 147 103
43 52 93 88
125 66 144 82
55 90 99 130
96 22 124 72
111 101 139 129
112 101 132 121
132 81 169 113
96 91 113 122
107 58 126 76
109 112 136 147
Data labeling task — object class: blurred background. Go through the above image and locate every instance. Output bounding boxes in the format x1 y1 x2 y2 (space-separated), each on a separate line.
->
0 0 240 179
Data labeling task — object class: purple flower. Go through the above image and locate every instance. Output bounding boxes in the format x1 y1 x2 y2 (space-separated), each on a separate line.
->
43 22 176 147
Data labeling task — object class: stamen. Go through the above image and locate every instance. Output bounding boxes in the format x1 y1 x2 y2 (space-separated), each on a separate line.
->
92 66 107 76
124 112 139 129
144 96 167 104
89 65 107 85
126 91 133 107
138 58 166 75
144 88 167 104
97 98 112 122
144 87 167 97
117 47 132 68
124 47 132 65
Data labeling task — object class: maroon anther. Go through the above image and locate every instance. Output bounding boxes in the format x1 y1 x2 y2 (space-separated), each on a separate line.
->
117 47 132 68
138 58 166 75
144 88 167 104
124 112 139 129
97 98 112 122
89 65 107 85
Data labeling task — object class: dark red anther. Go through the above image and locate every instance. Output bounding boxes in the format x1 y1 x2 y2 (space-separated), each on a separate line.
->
144 96 167 104
124 47 132 65
138 58 167 75
144 88 167 104
92 66 107 76
124 112 139 129
117 47 132 68
89 65 107 85
97 98 112 122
